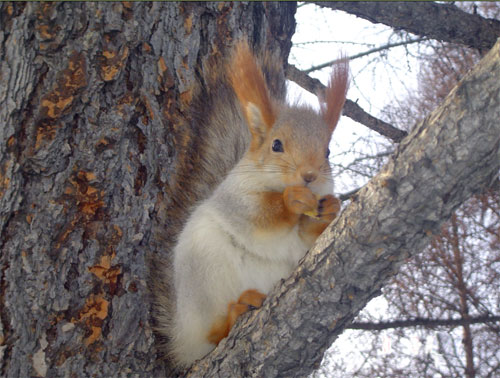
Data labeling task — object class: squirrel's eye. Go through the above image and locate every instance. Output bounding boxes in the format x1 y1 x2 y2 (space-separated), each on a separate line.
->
272 139 284 153
325 148 330 158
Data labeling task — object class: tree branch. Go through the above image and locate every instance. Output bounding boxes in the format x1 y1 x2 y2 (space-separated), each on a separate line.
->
189 40 500 377
339 187 360 202
314 2 500 54
304 37 428 74
348 315 500 331
286 64 408 143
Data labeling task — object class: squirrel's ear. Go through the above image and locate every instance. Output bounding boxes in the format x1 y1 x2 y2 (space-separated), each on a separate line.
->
245 102 268 135
320 57 349 134
230 41 276 139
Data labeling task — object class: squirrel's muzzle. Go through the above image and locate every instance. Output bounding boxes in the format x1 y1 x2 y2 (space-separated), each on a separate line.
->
301 170 318 184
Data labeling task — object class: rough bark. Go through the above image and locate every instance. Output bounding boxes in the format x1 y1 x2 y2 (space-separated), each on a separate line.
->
315 1 500 54
188 40 500 377
0 2 296 377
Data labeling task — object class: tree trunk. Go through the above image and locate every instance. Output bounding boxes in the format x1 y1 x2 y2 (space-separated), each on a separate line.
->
449 215 476 378
0 2 296 377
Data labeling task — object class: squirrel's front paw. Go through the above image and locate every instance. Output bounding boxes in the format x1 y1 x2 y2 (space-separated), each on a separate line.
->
303 194 340 222
317 194 341 222
283 186 317 215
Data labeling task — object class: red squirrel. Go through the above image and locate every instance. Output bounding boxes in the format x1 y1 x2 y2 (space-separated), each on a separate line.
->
155 41 349 368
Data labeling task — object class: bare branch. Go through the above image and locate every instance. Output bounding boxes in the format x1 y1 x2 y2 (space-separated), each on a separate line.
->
348 315 500 330
304 37 428 74
294 40 375 47
339 187 361 202
286 64 408 142
314 2 500 54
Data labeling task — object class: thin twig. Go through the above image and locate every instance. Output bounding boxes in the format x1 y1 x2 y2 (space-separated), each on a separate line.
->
348 315 500 330
304 37 428 74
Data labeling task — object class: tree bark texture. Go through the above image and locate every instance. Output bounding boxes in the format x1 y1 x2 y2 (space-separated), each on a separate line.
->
316 1 500 54
0 2 296 377
188 41 500 377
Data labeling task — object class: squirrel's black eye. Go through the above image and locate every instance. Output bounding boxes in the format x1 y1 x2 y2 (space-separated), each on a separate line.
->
272 139 284 153
325 148 330 158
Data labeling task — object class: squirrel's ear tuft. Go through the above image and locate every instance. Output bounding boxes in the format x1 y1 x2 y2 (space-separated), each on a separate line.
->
320 57 349 134
230 41 276 135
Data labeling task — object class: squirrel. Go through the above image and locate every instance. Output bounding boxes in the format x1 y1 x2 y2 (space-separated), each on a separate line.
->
153 40 349 369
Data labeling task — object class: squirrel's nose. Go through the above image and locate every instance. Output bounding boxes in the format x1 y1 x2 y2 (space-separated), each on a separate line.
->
302 170 318 184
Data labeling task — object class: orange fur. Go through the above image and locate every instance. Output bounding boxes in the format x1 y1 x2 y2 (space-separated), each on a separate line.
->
321 57 349 133
252 191 301 231
207 289 266 345
206 316 230 345
283 186 317 214
317 194 341 222
298 216 330 245
229 42 276 135
252 188 337 234
298 194 341 244
236 289 266 308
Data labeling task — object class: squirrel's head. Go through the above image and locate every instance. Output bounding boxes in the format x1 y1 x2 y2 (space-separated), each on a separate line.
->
230 41 349 192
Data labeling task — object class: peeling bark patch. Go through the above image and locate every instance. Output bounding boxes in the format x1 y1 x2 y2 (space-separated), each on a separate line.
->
121 2 133 21
36 23 60 41
6 136 15 149
117 92 137 119
157 57 175 92
34 120 59 151
142 42 151 54
0 160 12 200
54 217 79 251
40 51 87 120
100 45 129 82
72 295 109 346
184 14 193 34
56 170 105 249
180 89 193 108
69 171 104 217
95 137 115 153
34 3 60 52
89 254 121 294
87 224 123 295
